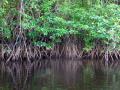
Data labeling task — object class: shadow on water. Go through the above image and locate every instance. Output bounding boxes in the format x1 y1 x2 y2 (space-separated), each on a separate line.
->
0 60 120 90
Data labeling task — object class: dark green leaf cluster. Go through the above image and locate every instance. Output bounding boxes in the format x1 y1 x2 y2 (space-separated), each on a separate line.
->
0 0 120 51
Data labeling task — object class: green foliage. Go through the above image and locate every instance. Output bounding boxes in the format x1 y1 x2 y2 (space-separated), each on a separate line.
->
0 0 120 51
57 3 120 51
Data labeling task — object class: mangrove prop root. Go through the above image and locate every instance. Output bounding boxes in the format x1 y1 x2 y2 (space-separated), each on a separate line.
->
1 44 120 62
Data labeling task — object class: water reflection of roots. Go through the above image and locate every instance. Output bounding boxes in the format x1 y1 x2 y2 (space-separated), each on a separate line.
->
0 61 44 90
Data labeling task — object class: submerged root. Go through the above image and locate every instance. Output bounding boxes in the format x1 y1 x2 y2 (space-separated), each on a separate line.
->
52 43 83 59
1 43 120 62
103 50 120 62
2 44 44 63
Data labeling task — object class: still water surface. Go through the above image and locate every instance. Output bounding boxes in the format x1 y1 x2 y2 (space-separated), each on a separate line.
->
0 60 120 90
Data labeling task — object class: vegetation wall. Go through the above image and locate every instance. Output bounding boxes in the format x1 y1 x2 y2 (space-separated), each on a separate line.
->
0 0 120 61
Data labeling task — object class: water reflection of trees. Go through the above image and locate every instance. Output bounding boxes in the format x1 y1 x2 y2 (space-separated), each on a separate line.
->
0 60 120 90
0 61 49 90
49 60 120 90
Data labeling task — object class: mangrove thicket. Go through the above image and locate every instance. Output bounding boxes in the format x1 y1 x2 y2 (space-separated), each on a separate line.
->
0 0 120 62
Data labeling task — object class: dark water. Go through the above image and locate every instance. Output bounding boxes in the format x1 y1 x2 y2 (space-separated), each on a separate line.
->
0 60 120 90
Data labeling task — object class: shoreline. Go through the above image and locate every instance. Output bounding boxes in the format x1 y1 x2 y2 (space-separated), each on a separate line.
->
1 44 120 62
